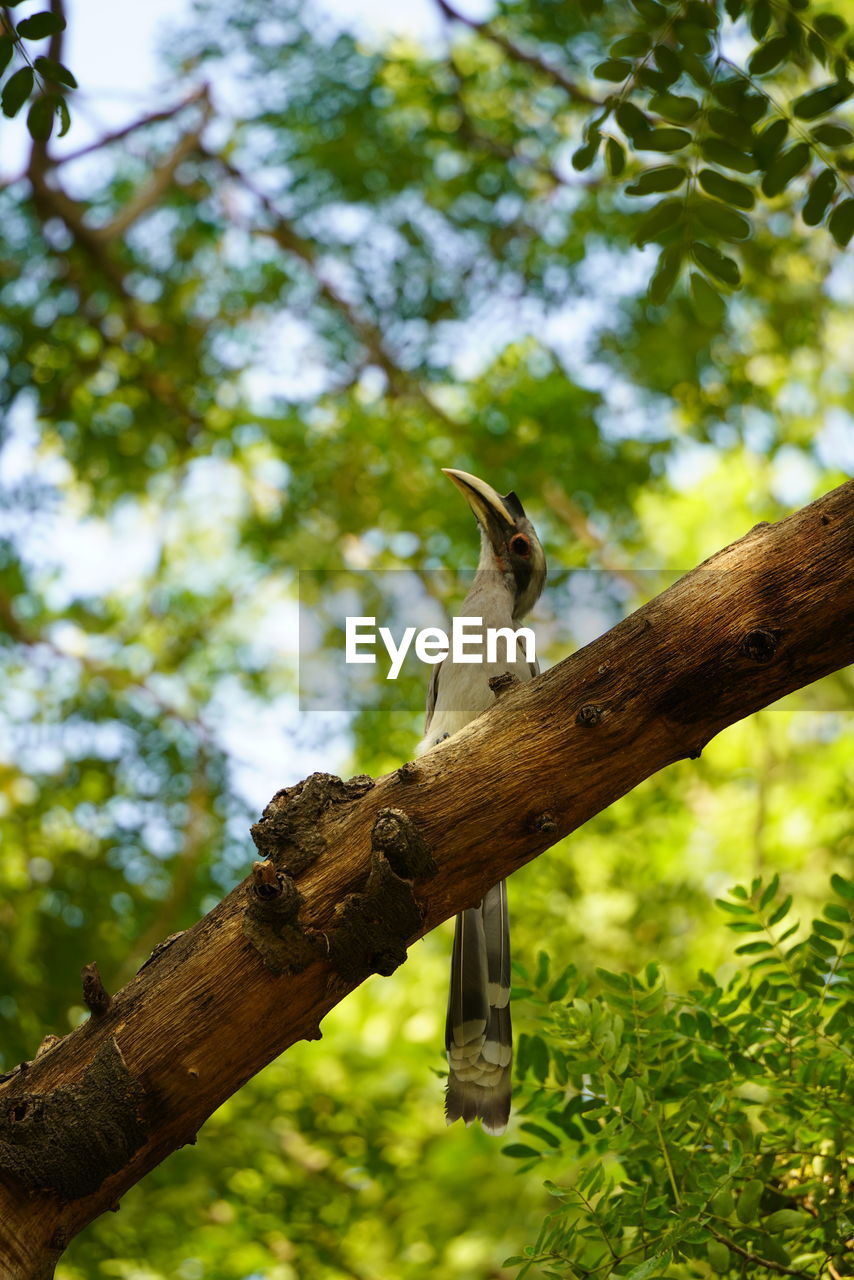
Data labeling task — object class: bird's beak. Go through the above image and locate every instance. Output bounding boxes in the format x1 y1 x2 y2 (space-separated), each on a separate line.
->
442 469 519 541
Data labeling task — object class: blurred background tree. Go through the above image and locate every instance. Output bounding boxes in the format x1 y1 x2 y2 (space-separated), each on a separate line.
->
0 0 851 1276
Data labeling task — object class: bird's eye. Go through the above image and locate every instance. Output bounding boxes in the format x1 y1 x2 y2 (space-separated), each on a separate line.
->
509 534 531 558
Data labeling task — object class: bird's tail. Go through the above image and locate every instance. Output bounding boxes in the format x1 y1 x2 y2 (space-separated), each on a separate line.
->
444 879 512 1134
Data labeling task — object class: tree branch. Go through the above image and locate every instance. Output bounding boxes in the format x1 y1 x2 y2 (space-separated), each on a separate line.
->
0 479 852 1278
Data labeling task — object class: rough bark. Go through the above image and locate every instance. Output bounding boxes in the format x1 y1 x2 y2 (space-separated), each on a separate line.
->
1 479 852 1278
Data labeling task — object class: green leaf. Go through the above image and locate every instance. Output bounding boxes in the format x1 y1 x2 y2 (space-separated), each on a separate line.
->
648 245 682 304
626 165 686 195
815 13 847 38
616 101 651 140
736 1178 764 1223
810 122 854 147
700 137 757 174
26 93 54 140
635 197 682 245
698 168 755 210
33 56 78 89
653 44 682 84
1 65 33 117
606 137 626 177
708 108 754 150
793 81 853 120
15 10 67 39
759 874 780 910
649 92 700 122
763 1209 810 1231
761 143 810 198
625 1251 671 1280
631 0 668 19
768 894 793 926
750 0 771 40
824 902 851 923
56 94 70 136
502 1144 541 1160
595 59 632 82
529 1034 550 1082
690 272 725 325
611 33 650 57
753 118 788 168
735 940 773 954
639 127 692 152
572 142 598 171
519 1122 561 1149
831 872 854 900
715 898 754 916
812 918 844 940
748 36 791 75
0 35 14 76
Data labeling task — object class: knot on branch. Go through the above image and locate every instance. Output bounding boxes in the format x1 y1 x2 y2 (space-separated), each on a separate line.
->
396 761 419 784
532 811 558 835
81 961 112 1016
489 672 520 698
740 627 779 664
326 851 424 986
250 772 375 874
371 808 436 881
0 1038 148 1201
575 703 604 727
242 861 322 976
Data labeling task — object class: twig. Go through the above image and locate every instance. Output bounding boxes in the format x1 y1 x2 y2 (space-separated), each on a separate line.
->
434 0 602 107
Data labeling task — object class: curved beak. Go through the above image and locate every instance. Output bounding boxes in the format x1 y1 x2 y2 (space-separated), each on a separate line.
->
442 468 520 539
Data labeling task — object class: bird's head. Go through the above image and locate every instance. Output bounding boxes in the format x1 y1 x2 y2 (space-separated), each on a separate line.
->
443 468 547 620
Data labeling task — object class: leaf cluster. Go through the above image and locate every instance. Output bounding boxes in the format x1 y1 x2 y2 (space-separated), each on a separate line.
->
0 1 75 141
506 873 854 1279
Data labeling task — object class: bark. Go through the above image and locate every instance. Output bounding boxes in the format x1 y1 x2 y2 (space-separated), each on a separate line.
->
1 479 853 1278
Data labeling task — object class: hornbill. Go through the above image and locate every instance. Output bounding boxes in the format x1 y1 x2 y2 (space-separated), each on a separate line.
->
419 468 547 1134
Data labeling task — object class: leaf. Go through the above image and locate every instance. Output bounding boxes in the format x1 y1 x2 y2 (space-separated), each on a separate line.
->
763 1209 810 1231
760 143 810 198
831 872 854 900
15 10 67 39
698 168 755 210
519 1122 561 1149
33 56 78 89
634 197 682 245
626 165 686 195
690 272 725 326
648 245 682 303
625 1251 671 1280
529 1034 550 1083
708 108 754 150
810 122 854 146
814 13 847 38
750 0 771 40
648 92 699 122
653 44 682 84
812 918 844 940
0 35 14 76
639 127 692 152
616 101 651 140
715 898 754 915
753 118 788 168
1 65 33 117
572 142 598 171
767 894 792 926
56 94 70 136
736 1178 764 1223
701 138 757 174
606 137 626 176
793 81 853 120
502 1143 541 1160
748 36 791 75
595 58 633 82
759 874 780 910
735 940 773 954
26 93 54 140
611 33 650 57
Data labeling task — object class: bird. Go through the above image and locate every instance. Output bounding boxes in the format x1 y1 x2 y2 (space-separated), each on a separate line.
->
418 468 547 1134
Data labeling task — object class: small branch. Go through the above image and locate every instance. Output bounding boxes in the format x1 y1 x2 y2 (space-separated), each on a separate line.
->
80 963 112 1016
434 0 602 107
708 1227 816 1279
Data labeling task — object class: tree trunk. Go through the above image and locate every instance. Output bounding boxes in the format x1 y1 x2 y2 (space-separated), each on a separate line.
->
1 479 852 1278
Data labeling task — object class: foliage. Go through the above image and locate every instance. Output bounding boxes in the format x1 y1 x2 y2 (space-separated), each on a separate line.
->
0 0 851 1276
0 3 75 141
507 873 854 1279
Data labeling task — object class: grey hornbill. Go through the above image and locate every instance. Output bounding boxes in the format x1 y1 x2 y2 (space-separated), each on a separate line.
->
419 469 547 1133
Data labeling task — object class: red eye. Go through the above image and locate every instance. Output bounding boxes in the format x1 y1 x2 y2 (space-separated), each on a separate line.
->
509 534 530 558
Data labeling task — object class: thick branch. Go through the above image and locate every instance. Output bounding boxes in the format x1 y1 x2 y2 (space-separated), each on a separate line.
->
0 480 852 1278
